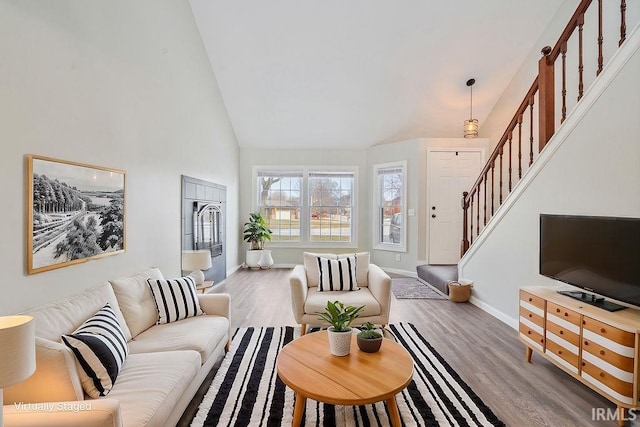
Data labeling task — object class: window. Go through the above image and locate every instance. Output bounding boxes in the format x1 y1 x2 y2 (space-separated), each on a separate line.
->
309 172 353 242
255 168 356 246
257 171 302 242
374 162 405 251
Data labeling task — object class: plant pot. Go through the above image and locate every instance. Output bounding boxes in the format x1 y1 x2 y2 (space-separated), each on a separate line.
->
258 249 274 269
327 328 352 356
357 335 383 353
245 250 263 269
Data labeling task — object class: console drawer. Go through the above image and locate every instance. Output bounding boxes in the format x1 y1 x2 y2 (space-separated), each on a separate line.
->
583 339 634 372
547 302 581 326
546 338 579 368
520 306 544 328
583 317 635 347
519 322 545 348
520 290 545 311
546 320 580 348
581 359 634 398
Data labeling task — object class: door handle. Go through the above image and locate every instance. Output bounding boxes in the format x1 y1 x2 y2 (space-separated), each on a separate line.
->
432 214 436 218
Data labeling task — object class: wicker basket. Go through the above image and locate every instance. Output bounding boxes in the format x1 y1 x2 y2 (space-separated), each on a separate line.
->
448 279 473 303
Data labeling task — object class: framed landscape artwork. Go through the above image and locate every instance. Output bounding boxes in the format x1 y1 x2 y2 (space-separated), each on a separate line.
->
27 155 126 274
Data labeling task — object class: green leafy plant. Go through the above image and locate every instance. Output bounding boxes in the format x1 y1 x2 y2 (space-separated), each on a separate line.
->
243 212 272 250
317 301 364 332
357 322 383 339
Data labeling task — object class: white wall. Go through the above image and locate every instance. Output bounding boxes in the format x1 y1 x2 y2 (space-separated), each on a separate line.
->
460 39 640 326
0 1 240 315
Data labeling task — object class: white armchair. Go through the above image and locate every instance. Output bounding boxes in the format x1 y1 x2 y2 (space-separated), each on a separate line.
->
289 252 391 335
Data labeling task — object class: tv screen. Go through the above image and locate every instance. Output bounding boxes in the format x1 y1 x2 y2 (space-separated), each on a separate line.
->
540 214 640 308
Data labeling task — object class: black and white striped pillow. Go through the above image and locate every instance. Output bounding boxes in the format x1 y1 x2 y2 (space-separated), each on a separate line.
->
147 276 203 324
61 303 129 398
317 256 359 291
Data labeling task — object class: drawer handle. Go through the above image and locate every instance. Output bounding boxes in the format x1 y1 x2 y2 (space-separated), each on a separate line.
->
582 362 586 367
528 331 532 335
559 330 564 335
558 350 563 355
599 372 605 378
556 308 561 313
584 341 589 346
601 328 606 333
528 314 532 318
540 339 544 344
564 312 569 317
600 350 605 356
529 298 533 302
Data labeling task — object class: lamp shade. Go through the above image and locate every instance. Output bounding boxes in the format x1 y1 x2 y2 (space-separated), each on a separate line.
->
464 118 479 138
182 250 212 271
0 315 36 388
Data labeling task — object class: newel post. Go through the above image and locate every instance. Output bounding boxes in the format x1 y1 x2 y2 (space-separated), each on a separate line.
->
461 191 470 256
538 46 555 151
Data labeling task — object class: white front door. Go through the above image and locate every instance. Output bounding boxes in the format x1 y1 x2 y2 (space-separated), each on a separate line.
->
428 149 484 264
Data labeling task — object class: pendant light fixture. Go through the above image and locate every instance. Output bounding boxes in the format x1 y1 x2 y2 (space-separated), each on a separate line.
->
463 78 478 138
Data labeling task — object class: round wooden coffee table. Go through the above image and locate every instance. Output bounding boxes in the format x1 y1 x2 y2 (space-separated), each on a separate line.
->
276 330 413 427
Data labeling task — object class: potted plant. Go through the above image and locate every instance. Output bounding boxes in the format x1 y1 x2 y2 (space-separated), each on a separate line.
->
243 212 273 268
356 322 383 353
316 301 364 356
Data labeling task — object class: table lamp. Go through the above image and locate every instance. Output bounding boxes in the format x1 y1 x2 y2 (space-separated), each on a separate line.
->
182 250 212 285
0 315 36 427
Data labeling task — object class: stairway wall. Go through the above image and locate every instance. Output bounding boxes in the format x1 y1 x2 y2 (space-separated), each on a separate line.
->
459 39 640 328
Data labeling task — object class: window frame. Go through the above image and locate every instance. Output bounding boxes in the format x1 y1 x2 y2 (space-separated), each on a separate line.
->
373 161 407 252
252 166 358 248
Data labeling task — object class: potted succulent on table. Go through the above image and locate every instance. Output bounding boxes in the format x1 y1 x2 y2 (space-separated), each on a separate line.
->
317 301 364 356
242 212 273 269
356 322 383 353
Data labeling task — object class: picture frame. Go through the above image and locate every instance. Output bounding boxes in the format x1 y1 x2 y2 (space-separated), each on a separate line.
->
27 155 126 274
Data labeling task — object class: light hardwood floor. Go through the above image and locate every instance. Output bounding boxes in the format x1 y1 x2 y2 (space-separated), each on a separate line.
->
183 268 630 426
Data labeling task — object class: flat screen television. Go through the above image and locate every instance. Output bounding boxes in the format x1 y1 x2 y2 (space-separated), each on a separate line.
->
539 214 640 311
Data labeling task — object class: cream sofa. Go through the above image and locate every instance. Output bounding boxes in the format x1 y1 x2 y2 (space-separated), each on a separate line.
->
289 252 391 334
2 268 230 427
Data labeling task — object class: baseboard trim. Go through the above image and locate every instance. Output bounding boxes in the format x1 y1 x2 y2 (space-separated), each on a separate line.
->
469 296 518 330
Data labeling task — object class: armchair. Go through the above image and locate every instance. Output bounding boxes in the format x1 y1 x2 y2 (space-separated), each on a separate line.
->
289 252 391 335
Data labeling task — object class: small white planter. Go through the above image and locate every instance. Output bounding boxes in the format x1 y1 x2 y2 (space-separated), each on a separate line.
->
258 250 274 269
327 328 352 356
245 250 263 269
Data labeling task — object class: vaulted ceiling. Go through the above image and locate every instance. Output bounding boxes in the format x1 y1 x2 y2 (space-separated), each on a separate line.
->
189 1 565 149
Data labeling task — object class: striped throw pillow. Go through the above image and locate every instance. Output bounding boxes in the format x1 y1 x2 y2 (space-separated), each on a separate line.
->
147 276 203 324
317 256 359 291
61 303 129 398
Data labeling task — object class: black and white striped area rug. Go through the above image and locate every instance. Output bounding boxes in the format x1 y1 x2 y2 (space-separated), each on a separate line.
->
191 323 504 426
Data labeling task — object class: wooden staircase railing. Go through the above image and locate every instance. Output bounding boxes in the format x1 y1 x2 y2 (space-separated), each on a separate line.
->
461 0 632 256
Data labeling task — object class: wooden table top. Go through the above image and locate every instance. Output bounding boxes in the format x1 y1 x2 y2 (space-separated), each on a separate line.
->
276 330 414 406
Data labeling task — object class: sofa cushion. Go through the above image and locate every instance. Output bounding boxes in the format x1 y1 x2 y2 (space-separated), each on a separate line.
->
127 315 229 364
24 282 132 342
109 268 164 338
317 256 359 291
304 287 381 318
104 350 200 427
147 276 203 324
61 304 128 398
